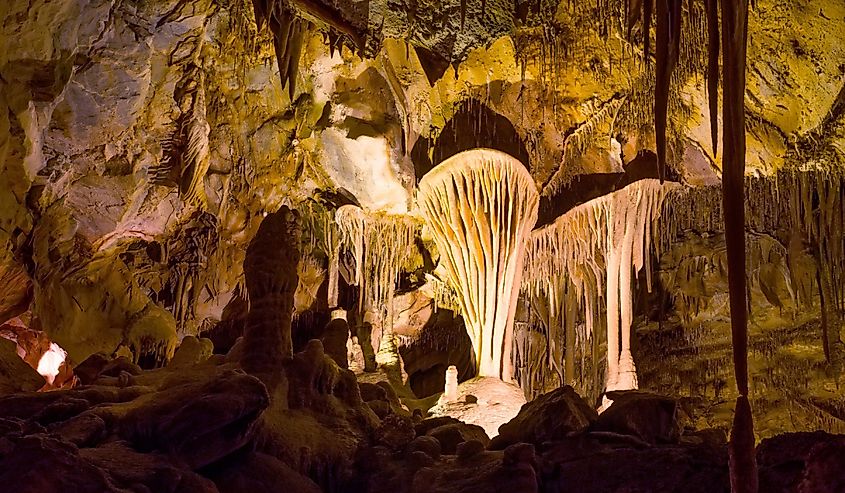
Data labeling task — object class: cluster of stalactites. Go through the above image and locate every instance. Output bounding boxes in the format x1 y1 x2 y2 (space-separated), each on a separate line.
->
525 179 676 303
299 202 341 307
418 149 539 380
335 204 419 321
523 179 677 392
659 170 845 333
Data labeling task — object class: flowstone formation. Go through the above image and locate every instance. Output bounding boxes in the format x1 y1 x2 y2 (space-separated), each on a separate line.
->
523 179 676 399
418 149 539 380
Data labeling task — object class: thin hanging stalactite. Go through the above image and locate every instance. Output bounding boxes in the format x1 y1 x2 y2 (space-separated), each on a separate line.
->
704 0 720 154
654 0 681 183
643 0 653 64
720 0 756 491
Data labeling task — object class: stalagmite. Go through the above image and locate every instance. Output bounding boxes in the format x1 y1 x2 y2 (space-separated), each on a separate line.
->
524 179 677 397
241 206 300 388
418 149 539 381
444 365 459 402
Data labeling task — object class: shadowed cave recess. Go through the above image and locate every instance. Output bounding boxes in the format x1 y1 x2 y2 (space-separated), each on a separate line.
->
1 0 845 491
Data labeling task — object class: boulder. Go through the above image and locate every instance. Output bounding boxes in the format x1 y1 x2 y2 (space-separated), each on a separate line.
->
104 369 270 470
491 385 597 449
73 353 110 385
797 435 845 493
168 336 214 368
48 413 107 447
592 391 681 444
359 380 407 417
416 416 490 454
80 441 219 492
375 413 416 450
757 431 845 493
408 447 539 493
542 440 729 492
0 434 123 493
405 435 441 460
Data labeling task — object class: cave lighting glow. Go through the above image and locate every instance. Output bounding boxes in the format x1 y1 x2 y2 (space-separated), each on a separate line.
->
37 343 67 385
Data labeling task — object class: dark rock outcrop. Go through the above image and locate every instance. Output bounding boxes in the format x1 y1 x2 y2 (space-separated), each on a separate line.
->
206 452 321 493
491 385 597 449
108 369 269 469
80 441 219 493
542 437 729 493
593 391 681 444
0 434 124 493
415 416 490 454
0 336 44 394
757 431 845 493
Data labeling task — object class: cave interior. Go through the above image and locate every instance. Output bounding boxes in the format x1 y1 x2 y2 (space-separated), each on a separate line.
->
1 0 845 491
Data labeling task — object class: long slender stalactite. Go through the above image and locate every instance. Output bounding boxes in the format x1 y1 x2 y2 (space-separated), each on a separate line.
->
720 0 756 491
654 0 681 182
704 0 720 154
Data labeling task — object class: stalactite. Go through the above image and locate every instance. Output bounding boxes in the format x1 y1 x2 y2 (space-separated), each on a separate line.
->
524 179 677 396
152 61 211 210
300 201 340 308
643 0 653 63
704 0 719 154
654 0 681 182
178 65 211 209
418 149 539 380
335 205 419 368
719 0 755 489
426 273 463 314
252 0 364 96
336 205 418 317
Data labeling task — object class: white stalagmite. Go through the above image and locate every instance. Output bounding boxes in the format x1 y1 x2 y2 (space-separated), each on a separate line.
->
418 149 539 381
524 179 678 394
444 365 459 402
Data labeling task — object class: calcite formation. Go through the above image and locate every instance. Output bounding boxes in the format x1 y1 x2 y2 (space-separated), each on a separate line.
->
524 179 676 394
0 0 845 491
418 149 539 380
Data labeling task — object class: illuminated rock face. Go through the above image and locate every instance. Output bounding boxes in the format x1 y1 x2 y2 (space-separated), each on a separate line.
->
418 149 539 380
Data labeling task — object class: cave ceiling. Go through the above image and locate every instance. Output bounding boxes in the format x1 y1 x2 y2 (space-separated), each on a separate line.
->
0 0 844 363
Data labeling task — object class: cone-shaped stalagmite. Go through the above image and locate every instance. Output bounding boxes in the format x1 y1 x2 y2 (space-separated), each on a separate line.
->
418 149 539 380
